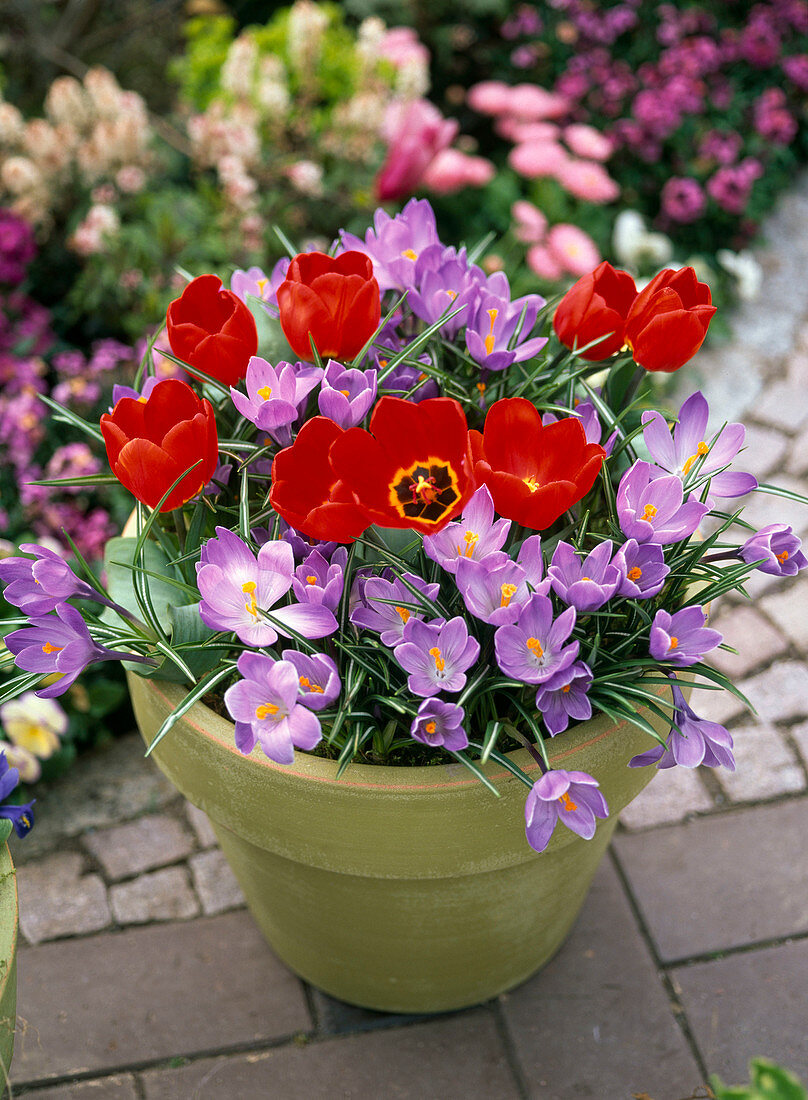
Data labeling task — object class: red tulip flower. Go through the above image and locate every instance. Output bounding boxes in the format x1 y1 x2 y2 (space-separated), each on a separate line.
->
269 418 372 543
276 251 381 363
471 398 605 530
624 267 716 373
553 261 637 361
328 396 476 534
166 274 258 387
100 379 219 512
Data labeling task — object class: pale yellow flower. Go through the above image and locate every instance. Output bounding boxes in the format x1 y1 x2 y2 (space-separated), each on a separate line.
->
0 693 67 760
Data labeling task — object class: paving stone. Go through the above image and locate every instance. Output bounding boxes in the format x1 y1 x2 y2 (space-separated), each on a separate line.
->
785 349 808 387
789 719 808 768
14 1075 138 1098
184 801 217 849
17 854 111 945
753 380 808 432
619 765 714 830
760 583 808 651
672 939 808 1083
499 861 703 1100
738 422 790 479
678 347 763 424
716 722 805 802
692 683 746 727
140 1012 521 1099
785 422 808 475
708 606 788 679
737 476 808 536
613 798 808 961
110 867 200 925
8 733 177 865
309 988 425 1036
189 849 246 915
12 911 311 1085
83 813 194 881
731 307 797 360
738 660 808 723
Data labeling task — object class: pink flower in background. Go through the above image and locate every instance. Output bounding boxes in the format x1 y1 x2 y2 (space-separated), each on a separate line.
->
376 99 458 202
555 159 620 203
512 200 548 244
546 225 601 276
421 149 495 194
661 177 707 223
497 119 560 144
526 245 563 281
379 27 430 69
509 140 569 178
563 124 613 161
467 81 515 116
505 84 570 121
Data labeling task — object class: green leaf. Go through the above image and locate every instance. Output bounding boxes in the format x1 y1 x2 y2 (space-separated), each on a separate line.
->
145 664 234 756
446 750 501 798
104 539 179 630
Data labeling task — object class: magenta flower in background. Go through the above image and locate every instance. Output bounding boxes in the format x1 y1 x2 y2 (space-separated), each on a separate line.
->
394 617 480 697
738 524 808 577
612 540 670 599
423 486 511 575
783 54 808 92
630 677 735 770
641 391 757 499
649 606 722 666
410 698 469 750
231 258 290 317
292 547 347 613
376 99 459 203
617 462 709 544
0 544 97 614
339 198 441 293
317 360 377 429
350 571 440 647
465 289 547 372
280 649 341 711
524 769 609 853
660 177 707 223
547 541 621 612
230 357 322 445
0 209 36 286
697 129 743 165
535 660 594 737
196 527 337 648
494 593 578 684
456 535 550 626
224 652 322 763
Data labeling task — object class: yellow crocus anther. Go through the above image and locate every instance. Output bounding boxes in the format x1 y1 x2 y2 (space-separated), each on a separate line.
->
429 646 445 672
255 702 279 720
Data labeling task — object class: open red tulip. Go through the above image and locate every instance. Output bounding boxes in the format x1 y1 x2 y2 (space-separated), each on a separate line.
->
166 274 258 387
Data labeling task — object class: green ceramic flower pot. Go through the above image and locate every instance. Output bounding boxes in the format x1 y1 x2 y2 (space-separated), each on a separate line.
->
0 820 18 1079
128 672 669 1013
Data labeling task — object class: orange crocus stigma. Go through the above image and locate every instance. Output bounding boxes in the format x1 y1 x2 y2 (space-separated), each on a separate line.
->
42 642 63 654
777 550 789 563
429 646 445 672
299 676 324 694
500 582 517 608
306 575 318 585
682 441 710 476
641 504 658 522
255 702 279 720
484 308 498 355
558 791 578 812
456 530 479 558
627 566 643 581
425 720 437 734
526 637 544 658
668 636 679 650
401 248 418 261
395 606 411 624
242 580 258 617
257 385 272 400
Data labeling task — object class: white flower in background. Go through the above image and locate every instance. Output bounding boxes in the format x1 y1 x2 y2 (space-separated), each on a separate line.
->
222 34 259 99
0 155 43 194
716 249 763 301
0 101 24 144
23 119 70 174
287 0 329 73
83 67 124 118
286 159 324 196
116 165 146 193
45 75 92 130
68 203 120 256
0 693 68 761
612 210 673 271
684 255 716 288
2 744 42 784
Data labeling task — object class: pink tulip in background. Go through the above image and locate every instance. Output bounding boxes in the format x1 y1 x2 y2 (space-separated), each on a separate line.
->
376 99 459 201
421 148 495 194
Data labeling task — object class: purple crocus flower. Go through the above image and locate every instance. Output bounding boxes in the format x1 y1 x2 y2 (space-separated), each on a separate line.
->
456 536 550 626
110 375 162 407
411 698 469 750
377 359 440 403
407 244 483 336
230 258 290 316
642 391 757 499
738 524 808 577
280 649 341 711
317 360 377 429
423 486 511 574
350 571 440 647
0 543 97 615
292 548 348 613
524 769 609 853
5 603 128 698
394 617 480 697
223 652 322 763
535 660 593 736
617 461 709 545
547 541 621 612
494 593 578 684
196 527 337 647
630 677 735 770
649 606 722 666
0 752 35 837
230 357 322 445
465 289 547 372
543 400 616 455
612 540 670 599
271 519 340 563
339 198 442 292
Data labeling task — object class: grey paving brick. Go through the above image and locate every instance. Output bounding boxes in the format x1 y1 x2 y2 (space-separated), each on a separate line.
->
692 682 746 727
189 849 246 915
184 802 218 849
14 1075 138 1099
140 1012 521 1099
613 798 808 961
785 422 808 475
619 765 714 830
760 582 808 651
11 911 311 1085
737 477 808 536
110 867 200 925
753 380 808 432
673 939 808 1082
83 813 194 881
790 719 808 768
716 722 805 802
738 422 790 480
17 854 111 945
738 660 808 724
708 606 788 679
499 861 703 1100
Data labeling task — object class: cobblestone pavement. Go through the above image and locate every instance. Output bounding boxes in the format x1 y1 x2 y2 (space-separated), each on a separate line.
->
7 183 808 1099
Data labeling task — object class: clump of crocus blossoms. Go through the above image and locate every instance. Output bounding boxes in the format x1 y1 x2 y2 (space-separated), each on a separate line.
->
1 199 806 856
